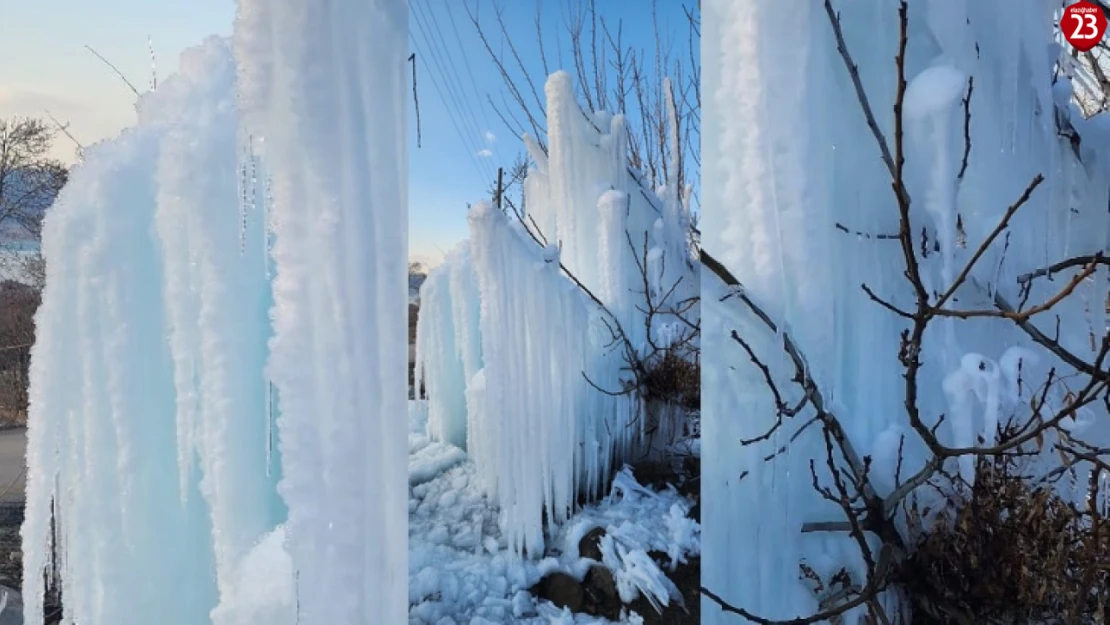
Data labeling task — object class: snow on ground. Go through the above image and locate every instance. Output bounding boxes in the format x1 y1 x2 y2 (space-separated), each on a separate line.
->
0 251 37 286
407 401 699 625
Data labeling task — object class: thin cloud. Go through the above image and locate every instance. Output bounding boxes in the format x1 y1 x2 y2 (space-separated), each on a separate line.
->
0 87 86 118
484 130 496 144
475 148 493 158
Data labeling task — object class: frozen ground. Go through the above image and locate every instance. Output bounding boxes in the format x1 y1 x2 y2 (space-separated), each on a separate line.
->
407 402 700 625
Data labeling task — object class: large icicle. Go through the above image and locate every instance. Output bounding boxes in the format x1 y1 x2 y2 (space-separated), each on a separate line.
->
233 0 410 622
19 48 231 624
414 245 475 450
466 202 598 557
153 38 281 624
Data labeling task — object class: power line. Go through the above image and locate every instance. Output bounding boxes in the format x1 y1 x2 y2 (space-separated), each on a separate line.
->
411 0 497 186
408 32 489 184
415 0 490 151
435 0 507 164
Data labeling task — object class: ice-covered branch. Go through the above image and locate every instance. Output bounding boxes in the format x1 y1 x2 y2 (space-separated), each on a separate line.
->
703 0 1110 620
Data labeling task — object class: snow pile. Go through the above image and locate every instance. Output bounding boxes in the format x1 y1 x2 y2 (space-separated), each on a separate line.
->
702 0 1110 622
21 1 409 623
408 405 698 624
576 467 698 613
416 70 698 558
219 526 296 625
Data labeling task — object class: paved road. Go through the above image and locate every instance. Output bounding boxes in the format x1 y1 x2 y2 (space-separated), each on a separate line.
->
0 429 25 503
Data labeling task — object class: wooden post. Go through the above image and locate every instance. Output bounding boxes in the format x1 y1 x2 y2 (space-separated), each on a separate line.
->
496 167 504 211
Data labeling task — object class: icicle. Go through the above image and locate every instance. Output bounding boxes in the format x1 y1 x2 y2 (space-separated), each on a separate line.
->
265 381 274 478
148 35 158 91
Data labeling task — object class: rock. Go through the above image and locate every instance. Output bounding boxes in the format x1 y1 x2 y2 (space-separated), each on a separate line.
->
682 455 699 477
578 526 606 562
680 458 700 499
628 556 700 625
688 499 700 523
630 462 672 491
533 572 584 612
582 565 621 620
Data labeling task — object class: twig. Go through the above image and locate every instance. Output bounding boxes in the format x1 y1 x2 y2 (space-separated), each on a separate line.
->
148 35 158 92
932 174 1045 312
42 111 84 158
702 547 893 625
1017 253 1110 285
84 45 141 97
0 344 33 353
957 76 974 183
409 53 422 149
989 285 1109 382
835 222 899 240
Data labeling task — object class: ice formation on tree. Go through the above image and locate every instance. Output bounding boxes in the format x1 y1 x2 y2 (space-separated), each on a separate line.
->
20 1 409 624
701 0 1110 622
415 70 698 558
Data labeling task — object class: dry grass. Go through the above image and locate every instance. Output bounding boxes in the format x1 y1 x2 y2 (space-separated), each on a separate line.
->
640 350 699 411
898 451 1110 625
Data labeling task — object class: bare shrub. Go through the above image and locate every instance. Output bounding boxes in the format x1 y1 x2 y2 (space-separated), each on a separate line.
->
0 280 40 424
0 115 65 424
898 445 1109 625
0 117 68 241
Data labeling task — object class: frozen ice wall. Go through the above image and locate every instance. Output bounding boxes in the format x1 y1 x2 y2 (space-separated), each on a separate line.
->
21 38 257 625
525 72 698 346
702 0 1110 622
469 201 602 557
234 0 410 622
21 1 409 623
152 38 284 625
414 245 480 450
416 71 698 557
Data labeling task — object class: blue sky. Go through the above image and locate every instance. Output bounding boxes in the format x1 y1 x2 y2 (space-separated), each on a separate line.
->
410 1 699 265
0 0 698 266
